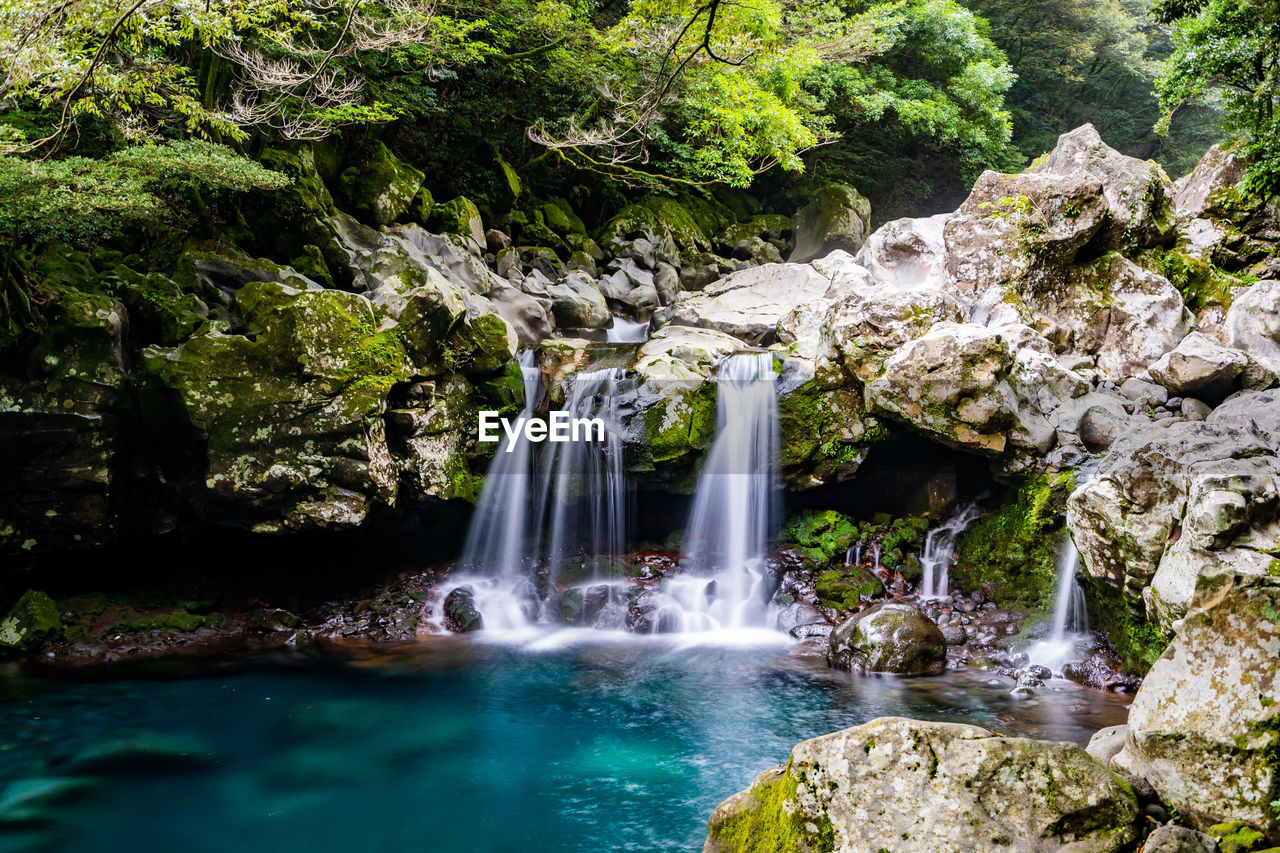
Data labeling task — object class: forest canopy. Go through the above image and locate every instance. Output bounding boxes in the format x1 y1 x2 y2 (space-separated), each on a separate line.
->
0 0 1268 243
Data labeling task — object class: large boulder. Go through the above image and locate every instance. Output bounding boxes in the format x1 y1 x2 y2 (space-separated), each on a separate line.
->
704 717 1140 853
789 184 872 263
1030 124 1177 252
0 590 63 651
654 263 831 345
337 141 424 227
1114 570 1280 841
518 270 610 330
1148 331 1248 399
1068 392 1280 635
144 280 413 531
826 602 946 675
1225 281 1280 390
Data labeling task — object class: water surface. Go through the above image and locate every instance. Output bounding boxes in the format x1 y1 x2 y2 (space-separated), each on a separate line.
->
0 632 1129 853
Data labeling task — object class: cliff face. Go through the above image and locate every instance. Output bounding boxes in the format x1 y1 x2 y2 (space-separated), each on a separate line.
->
0 125 1276 569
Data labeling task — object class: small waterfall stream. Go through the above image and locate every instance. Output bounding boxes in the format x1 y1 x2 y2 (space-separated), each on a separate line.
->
919 502 982 600
543 369 630 575
661 352 781 631
1028 532 1090 672
606 316 650 343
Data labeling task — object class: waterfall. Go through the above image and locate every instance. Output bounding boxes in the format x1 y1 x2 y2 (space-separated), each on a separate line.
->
606 316 650 343
458 351 542 577
665 352 781 630
1049 534 1088 641
543 369 630 576
919 502 982 600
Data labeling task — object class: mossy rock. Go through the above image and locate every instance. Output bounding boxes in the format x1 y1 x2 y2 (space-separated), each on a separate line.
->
1212 820 1269 853
782 509 860 564
109 266 207 346
1080 573 1167 675
814 569 882 611
1142 247 1244 312
952 472 1074 611
338 141 424 226
542 198 586 235
429 197 486 247
259 146 336 218
0 590 63 651
881 516 931 573
778 381 880 485
705 765 823 853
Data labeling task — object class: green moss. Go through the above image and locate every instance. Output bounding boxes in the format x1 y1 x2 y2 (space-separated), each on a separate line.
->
952 472 1075 610
0 590 63 651
707 765 833 853
1080 573 1167 675
815 569 882 611
1148 247 1242 312
1212 820 1268 853
778 381 878 478
881 516 930 572
782 510 860 563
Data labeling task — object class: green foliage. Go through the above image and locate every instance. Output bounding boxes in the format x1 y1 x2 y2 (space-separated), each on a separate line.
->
1080 573 1167 674
970 0 1219 178
0 140 287 242
782 509 861 563
952 473 1074 610
1156 0 1280 195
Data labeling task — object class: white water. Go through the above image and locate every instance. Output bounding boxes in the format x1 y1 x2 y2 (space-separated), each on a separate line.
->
543 369 629 574
606 316 650 343
458 351 542 577
664 352 781 630
1028 533 1090 672
919 502 982 600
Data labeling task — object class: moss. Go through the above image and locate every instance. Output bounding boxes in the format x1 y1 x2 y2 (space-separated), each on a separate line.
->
952 472 1075 610
1080 573 1167 675
641 384 716 464
778 381 878 478
0 590 63 651
881 516 930 572
707 765 833 853
1147 247 1242 312
815 569 882 611
1212 820 1268 853
782 510 861 563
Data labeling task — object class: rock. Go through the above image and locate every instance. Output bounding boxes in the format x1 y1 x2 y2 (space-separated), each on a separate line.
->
519 270 610 330
939 624 967 645
1142 825 1219 853
443 587 483 633
1121 378 1170 408
1086 724 1128 766
1175 143 1248 221
487 280 553 346
1030 124 1176 252
1182 397 1213 420
0 590 62 651
66 733 214 773
1225 281 1280 389
789 183 872 263
775 602 827 634
653 263 831 345
704 717 1139 853
1068 398 1280 635
144 280 413 531
1148 332 1248 399
1114 570 1280 840
1075 393 1134 451
827 602 946 675
338 141 424 227
429 197 486 251
854 214 949 290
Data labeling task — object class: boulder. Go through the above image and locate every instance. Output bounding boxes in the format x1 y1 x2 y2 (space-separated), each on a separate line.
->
826 602 946 675
1225 281 1280 389
789 184 872 263
1142 825 1219 853
143 280 414 531
704 717 1140 853
1030 124 1176 252
1174 143 1248 221
337 141 424 227
1068 396 1280 634
519 270 610 330
855 214 949 290
654 263 831 345
1114 570 1280 841
1086 724 1128 766
444 587 483 633
428 197 486 251
1148 332 1248 399
0 590 63 651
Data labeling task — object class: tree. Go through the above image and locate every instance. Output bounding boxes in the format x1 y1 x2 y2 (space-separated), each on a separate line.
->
1155 0 1280 196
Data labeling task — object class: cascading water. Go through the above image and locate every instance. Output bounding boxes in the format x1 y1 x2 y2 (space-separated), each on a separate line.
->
543 369 630 575
919 502 982 600
449 351 543 630
606 316 650 343
1049 535 1088 641
662 352 781 631
1028 532 1090 672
